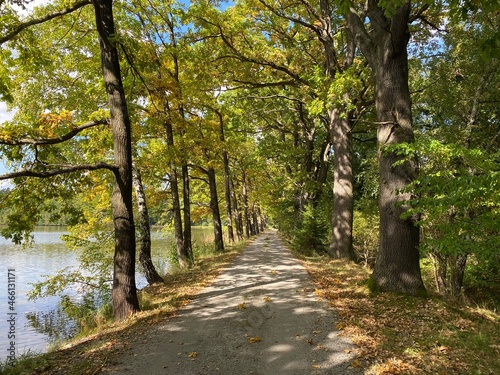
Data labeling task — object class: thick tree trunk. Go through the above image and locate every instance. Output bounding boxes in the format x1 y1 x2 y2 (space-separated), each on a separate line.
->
329 107 355 260
349 0 425 295
132 167 164 285
182 163 193 262
92 0 139 319
207 167 224 251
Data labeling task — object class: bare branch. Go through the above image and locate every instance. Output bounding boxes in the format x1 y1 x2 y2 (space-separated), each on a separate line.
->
0 119 109 146
0 162 117 180
0 0 92 45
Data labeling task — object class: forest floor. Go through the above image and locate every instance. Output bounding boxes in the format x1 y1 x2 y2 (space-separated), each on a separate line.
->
3 230 499 374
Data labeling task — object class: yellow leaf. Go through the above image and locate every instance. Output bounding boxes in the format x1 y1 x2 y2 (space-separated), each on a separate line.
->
188 351 198 358
263 296 272 302
312 364 321 369
237 302 248 310
351 358 362 368
248 336 261 343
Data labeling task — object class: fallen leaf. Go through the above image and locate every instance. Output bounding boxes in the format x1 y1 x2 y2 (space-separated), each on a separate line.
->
263 296 272 302
351 358 362 368
312 364 321 369
188 351 198 359
248 336 261 343
238 302 248 310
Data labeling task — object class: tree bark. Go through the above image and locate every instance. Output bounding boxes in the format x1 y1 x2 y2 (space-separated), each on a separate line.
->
218 112 235 243
223 150 235 242
329 107 355 260
430 250 448 295
242 171 251 238
230 177 243 241
132 167 164 285
182 163 193 262
92 0 139 319
449 254 468 298
165 119 190 268
207 167 224 251
348 0 425 295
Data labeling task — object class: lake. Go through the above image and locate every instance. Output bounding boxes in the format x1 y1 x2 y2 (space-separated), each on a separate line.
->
0 226 212 363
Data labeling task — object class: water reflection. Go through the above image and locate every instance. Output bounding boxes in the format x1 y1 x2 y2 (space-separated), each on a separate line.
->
25 306 78 346
0 226 213 362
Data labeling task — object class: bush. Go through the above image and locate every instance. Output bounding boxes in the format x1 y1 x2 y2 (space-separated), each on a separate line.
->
352 203 379 267
293 204 329 256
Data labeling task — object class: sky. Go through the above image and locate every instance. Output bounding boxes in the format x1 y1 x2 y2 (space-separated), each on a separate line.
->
0 103 14 177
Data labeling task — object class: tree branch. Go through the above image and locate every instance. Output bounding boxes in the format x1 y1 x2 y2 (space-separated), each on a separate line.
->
0 162 117 180
0 119 109 146
0 0 92 45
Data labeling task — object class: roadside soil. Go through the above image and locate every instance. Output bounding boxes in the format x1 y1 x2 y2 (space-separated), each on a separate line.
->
100 230 361 375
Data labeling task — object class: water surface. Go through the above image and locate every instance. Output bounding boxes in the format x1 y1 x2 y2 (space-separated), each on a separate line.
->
0 226 211 362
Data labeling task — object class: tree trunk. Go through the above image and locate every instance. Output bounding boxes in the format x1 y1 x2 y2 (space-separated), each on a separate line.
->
230 177 243 241
207 167 224 251
223 149 235 243
132 167 164 285
92 0 139 319
449 254 468 298
242 172 251 238
182 163 193 262
165 119 190 268
430 250 448 295
252 209 259 235
329 107 355 260
348 0 425 295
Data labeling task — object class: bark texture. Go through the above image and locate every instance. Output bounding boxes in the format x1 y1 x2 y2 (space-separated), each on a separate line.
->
348 0 425 295
329 107 355 260
165 119 190 268
182 163 193 262
132 167 164 285
208 167 224 252
92 0 139 319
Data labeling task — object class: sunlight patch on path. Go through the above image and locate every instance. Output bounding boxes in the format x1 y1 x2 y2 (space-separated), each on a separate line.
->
101 231 361 375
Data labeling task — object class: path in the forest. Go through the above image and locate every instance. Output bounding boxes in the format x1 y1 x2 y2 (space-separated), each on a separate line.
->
101 230 361 374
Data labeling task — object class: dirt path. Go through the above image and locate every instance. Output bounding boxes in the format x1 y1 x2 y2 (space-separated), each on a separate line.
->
101 231 360 374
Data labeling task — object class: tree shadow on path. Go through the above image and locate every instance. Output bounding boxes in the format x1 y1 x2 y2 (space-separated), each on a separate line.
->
101 230 362 375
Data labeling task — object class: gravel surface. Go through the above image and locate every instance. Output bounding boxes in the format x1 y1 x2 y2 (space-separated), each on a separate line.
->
101 230 361 374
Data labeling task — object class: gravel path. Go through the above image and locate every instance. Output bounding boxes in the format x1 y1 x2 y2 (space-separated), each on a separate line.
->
101 230 361 374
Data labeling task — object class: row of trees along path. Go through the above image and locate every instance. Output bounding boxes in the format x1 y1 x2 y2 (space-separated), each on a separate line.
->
1 0 497 322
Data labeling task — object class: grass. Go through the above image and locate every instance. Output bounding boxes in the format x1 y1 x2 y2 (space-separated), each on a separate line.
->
0 239 249 375
299 255 500 375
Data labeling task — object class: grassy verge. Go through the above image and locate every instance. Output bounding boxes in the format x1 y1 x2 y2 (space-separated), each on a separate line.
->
0 240 248 375
299 255 499 375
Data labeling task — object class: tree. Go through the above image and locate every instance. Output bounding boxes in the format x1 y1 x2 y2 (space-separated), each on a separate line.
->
132 166 164 285
347 0 426 295
409 5 500 297
0 0 140 319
